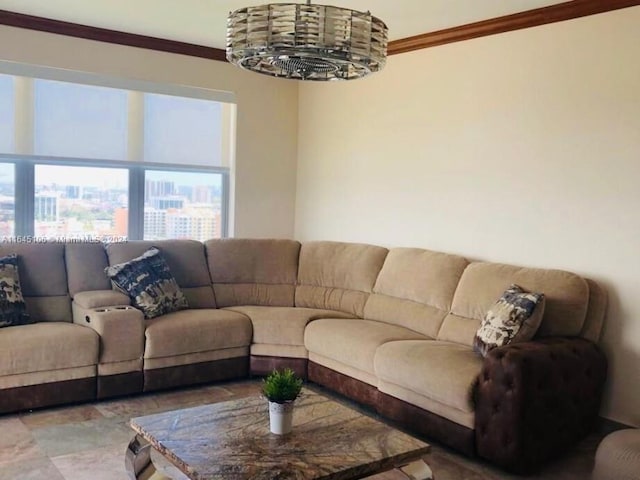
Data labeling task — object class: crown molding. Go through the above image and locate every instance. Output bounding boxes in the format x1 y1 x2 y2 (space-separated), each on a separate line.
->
0 9 227 61
1 1 639 63
388 0 640 55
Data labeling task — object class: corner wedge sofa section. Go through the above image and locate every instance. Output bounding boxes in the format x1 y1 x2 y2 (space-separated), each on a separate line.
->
205 238 356 379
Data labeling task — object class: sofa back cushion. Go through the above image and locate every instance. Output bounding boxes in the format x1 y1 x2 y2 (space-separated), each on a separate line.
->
65 242 111 297
106 240 216 308
364 248 469 338
438 262 591 347
0 243 71 322
580 278 607 343
296 241 388 317
205 238 300 307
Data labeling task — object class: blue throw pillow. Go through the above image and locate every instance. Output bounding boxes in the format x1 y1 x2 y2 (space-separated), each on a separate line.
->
0 254 33 328
105 247 188 319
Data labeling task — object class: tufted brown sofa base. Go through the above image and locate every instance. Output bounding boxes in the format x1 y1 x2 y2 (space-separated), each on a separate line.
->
0 377 96 414
308 362 380 410
475 337 608 472
250 355 308 379
97 372 144 400
378 392 476 456
143 357 249 392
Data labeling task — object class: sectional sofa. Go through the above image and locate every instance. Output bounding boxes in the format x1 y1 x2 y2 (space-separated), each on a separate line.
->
0 239 607 472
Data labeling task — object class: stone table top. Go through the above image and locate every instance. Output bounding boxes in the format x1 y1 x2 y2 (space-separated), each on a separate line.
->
129 388 430 480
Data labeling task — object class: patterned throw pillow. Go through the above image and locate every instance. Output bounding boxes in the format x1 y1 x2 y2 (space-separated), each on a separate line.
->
105 247 188 319
0 254 33 328
473 284 545 357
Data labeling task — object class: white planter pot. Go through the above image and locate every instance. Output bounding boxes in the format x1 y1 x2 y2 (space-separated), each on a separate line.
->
269 401 294 435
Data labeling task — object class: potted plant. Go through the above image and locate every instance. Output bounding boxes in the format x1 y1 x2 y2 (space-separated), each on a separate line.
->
262 368 303 435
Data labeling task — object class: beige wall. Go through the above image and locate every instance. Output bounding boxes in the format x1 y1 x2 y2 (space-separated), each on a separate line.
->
296 7 640 426
0 25 298 239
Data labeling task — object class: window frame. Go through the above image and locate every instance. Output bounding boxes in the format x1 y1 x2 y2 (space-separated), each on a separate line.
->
0 154 229 239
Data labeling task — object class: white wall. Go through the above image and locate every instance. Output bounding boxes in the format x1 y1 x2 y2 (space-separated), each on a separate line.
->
0 25 299 239
296 7 640 426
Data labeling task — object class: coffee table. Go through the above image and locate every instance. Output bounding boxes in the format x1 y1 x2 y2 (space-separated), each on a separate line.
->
125 388 433 480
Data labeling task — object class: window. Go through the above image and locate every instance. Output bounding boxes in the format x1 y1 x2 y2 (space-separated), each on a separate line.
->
0 64 234 241
34 80 129 160
34 165 128 239
0 163 14 236
144 94 223 166
0 75 14 153
144 170 223 241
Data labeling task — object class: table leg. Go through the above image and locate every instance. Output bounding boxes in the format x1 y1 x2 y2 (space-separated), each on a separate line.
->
125 434 162 480
398 460 434 480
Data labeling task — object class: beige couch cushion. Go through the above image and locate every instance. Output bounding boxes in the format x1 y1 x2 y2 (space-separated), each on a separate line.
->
225 306 354 348
438 262 590 346
365 248 468 338
24 296 72 323
581 278 608 343
0 243 68 297
375 340 483 413
65 243 111 296
205 238 300 307
106 240 216 308
296 241 388 317
73 290 130 309
143 309 252 359
0 243 72 322
0 323 98 376
304 318 425 377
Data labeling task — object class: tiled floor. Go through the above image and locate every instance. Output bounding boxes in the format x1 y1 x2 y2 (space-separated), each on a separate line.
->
0 380 604 480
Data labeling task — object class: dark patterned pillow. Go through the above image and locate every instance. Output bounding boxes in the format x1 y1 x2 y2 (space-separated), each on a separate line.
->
0 254 33 328
105 247 188 319
473 284 545 357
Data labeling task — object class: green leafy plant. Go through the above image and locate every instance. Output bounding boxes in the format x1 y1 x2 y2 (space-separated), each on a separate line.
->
261 368 303 404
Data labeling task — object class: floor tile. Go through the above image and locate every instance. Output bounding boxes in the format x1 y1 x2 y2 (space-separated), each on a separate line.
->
51 443 129 480
152 384 237 410
218 379 262 398
0 418 46 467
31 417 132 458
0 456 65 480
20 405 104 429
95 394 167 419
2 381 606 480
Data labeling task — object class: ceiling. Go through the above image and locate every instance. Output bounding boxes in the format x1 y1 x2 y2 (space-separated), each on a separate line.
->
0 0 570 49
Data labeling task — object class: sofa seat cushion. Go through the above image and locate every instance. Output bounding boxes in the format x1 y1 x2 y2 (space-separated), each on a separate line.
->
144 309 252 359
305 319 426 376
374 340 483 413
0 322 99 376
225 306 355 347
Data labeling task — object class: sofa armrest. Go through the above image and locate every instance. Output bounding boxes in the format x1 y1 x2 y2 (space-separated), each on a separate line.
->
73 290 131 309
474 337 607 473
72 302 144 365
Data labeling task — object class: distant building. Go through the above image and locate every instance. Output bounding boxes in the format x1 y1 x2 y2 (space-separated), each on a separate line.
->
144 208 166 239
151 197 184 210
166 208 219 241
145 180 174 202
35 194 58 222
65 185 80 199
114 207 128 236
193 185 214 204
177 185 193 201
